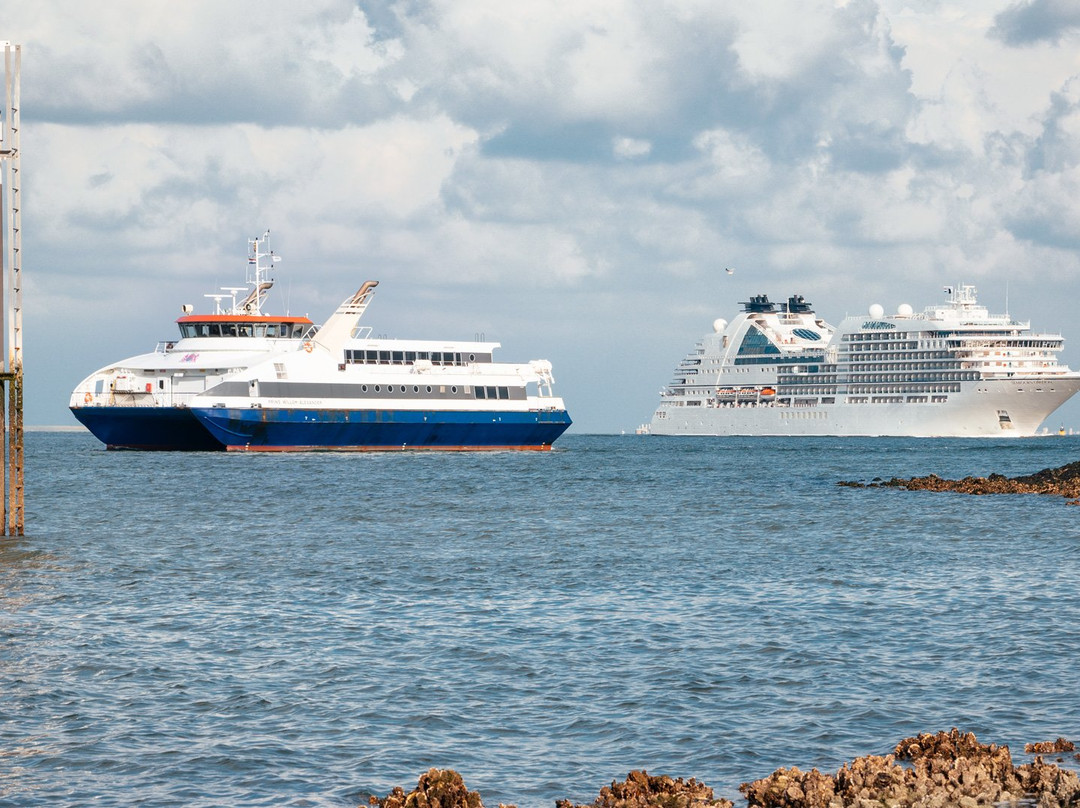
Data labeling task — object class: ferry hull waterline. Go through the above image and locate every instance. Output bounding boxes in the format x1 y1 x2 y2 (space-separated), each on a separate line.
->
73 406 224 451
650 285 1080 438
192 408 572 452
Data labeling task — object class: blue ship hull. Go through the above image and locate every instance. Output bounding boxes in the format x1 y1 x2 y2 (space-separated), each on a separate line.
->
70 406 225 451
191 407 572 451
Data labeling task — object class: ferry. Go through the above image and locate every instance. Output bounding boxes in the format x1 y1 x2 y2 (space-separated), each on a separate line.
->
187 282 572 451
69 233 315 449
650 285 1080 437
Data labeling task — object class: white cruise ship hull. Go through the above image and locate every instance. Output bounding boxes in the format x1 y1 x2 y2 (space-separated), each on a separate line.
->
651 377 1080 437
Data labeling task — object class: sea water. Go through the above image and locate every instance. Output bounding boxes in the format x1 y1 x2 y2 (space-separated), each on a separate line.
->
2 432 1079 807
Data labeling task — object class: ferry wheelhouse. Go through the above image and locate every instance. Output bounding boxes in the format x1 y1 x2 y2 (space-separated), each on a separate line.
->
70 232 315 450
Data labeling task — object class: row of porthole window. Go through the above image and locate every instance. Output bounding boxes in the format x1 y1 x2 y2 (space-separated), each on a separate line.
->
360 384 455 394
354 384 513 399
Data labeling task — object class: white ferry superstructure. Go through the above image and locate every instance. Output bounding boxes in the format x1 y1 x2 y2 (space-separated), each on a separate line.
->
187 282 572 451
69 232 315 450
650 285 1080 437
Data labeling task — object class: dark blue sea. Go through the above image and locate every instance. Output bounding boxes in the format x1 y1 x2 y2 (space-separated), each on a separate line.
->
3 432 1079 807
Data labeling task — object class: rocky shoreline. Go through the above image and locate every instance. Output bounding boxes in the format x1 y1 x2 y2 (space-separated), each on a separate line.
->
838 460 1080 504
364 730 1080 808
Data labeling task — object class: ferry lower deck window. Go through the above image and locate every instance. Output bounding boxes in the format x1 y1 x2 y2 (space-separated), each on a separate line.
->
498 386 509 399
476 387 487 399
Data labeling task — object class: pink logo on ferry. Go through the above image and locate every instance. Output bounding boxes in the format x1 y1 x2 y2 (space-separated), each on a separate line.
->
181 353 198 363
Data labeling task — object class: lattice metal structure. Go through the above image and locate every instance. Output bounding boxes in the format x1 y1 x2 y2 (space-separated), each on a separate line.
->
1 42 23 536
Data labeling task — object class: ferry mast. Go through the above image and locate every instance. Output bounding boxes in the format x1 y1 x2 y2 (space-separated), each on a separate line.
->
1 42 23 536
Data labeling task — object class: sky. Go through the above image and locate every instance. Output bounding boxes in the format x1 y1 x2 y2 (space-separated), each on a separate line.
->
4 0 1080 433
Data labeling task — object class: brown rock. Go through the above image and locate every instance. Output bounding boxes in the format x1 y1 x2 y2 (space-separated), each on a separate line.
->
371 770 484 808
743 730 1080 808
839 460 1080 502
1026 739 1077 754
558 770 732 808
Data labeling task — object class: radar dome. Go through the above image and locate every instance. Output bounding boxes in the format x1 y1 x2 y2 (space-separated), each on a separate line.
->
713 318 728 333
868 303 884 319
897 303 913 316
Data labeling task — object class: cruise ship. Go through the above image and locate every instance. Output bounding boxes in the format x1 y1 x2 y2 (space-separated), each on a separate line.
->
69 233 315 449
650 285 1080 437
187 282 572 451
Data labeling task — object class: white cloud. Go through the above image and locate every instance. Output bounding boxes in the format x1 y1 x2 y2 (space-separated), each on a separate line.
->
8 0 1080 431
612 136 651 159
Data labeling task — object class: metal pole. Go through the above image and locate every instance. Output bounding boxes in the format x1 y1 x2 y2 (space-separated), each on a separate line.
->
1 42 23 536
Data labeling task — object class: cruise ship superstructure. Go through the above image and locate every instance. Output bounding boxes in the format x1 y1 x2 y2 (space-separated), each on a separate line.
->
650 285 1080 437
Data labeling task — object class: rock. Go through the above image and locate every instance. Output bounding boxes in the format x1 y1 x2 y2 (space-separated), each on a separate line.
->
1026 739 1077 754
741 729 1080 808
371 769 484 808
558 770 733 808
839 461 1080 502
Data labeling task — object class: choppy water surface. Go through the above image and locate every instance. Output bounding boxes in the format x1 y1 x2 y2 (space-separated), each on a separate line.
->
2 432 1079 807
